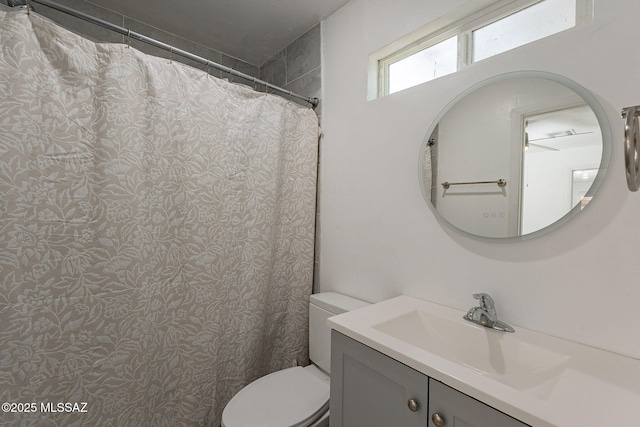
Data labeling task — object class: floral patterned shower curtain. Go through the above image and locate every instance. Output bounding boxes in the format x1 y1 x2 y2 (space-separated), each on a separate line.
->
0 10 319 427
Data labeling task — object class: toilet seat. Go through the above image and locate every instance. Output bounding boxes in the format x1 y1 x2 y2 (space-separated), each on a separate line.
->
221 366 330 427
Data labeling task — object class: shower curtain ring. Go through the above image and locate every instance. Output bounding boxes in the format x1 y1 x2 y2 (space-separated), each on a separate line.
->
125 29 131 48
169 47 173 63
205 61 211 75
25 0 30 15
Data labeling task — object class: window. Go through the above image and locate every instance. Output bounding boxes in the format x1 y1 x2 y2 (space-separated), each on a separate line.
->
373 0 588 98
472 0 576 62
386 36 458 95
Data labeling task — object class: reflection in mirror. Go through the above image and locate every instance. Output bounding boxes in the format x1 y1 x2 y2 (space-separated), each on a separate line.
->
420 73 609 240
520 105 601 235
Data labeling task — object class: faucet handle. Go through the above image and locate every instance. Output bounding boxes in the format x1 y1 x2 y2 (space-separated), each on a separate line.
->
472 293 495 309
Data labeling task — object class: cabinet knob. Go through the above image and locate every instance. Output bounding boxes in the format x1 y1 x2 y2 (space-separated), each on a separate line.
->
407 399 419 412
431 412 445 426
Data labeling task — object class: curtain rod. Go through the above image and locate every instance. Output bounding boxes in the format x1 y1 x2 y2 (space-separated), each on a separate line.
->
13 0 320 109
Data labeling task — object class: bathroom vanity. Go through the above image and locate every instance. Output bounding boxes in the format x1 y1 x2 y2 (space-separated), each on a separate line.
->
331 330 528 426
328 295 640 426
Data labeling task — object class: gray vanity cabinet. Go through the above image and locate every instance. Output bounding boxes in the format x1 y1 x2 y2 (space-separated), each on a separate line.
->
330 331 530 427
429 379 529 427
330 330 429 427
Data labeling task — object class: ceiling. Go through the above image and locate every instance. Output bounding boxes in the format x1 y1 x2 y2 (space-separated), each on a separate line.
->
87 0 350 66
526 105 601 152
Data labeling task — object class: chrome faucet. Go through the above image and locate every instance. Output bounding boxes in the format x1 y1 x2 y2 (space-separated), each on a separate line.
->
463 293 515 333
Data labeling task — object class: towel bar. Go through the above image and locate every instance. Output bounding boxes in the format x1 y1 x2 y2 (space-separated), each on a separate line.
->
622 106 640 191
441 179 507 189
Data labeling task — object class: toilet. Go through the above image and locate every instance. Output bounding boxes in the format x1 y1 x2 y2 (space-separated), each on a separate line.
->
221 292 369 427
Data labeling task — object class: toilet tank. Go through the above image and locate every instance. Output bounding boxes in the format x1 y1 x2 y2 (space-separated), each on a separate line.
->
309 292 369 374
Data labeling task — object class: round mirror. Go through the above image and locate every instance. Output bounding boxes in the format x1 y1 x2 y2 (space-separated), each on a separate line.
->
419 72 611 240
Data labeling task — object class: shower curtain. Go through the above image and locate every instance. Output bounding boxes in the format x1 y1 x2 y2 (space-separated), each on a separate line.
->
0 10 319 427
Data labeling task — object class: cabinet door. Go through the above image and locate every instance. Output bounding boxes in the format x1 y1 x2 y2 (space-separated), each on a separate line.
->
330 331 429 427
428 379 530 427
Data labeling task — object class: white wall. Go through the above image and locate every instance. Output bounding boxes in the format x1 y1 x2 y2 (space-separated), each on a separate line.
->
319 0 640 359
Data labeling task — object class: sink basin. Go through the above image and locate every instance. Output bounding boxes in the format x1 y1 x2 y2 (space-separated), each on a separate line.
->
373 309 571 399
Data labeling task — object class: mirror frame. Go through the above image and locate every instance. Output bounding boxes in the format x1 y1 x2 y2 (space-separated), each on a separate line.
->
418 71 612 242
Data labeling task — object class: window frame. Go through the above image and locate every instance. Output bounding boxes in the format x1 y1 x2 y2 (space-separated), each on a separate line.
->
374 0 591 98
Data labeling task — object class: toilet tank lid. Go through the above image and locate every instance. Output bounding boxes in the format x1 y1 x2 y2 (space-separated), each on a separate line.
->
309 292 369 315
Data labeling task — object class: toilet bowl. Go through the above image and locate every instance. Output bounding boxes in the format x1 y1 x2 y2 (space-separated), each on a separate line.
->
221 292 369 427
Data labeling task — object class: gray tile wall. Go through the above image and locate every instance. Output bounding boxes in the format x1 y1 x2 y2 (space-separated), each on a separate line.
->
260 24 321 112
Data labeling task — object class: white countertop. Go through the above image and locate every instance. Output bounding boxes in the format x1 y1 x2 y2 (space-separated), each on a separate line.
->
327 295 640 427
